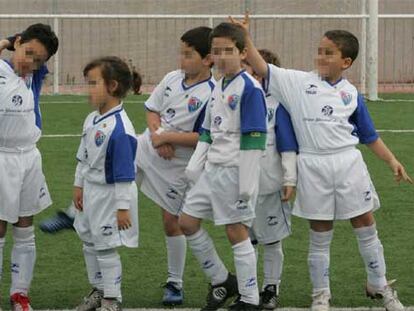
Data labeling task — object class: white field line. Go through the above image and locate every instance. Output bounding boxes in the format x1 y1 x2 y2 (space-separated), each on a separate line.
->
42 129 414 138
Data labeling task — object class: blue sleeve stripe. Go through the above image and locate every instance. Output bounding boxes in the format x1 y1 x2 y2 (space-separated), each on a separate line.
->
240 75 267 134
275 104 298 153
31 66 48 130
192 104 207 133
349 94 379 144
105 114 137 184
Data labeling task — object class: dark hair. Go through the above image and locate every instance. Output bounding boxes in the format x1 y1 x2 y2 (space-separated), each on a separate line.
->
20 23 59 60
258 49 281 67
83 56 133 98
324 30 359 62
181 26 212 59
209 22 245 53
131 67 142 95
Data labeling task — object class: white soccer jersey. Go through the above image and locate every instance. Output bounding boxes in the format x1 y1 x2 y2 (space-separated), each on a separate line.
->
266 64 378 153
76 104 137 185
144 69 215 159
202 70 267 166
259 91 298 195
0 59 48 151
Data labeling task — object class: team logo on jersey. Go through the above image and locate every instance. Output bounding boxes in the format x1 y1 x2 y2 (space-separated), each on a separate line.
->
188 96 203 112
95 130 106 147
321 105 333 116
228 94 240 110
12 95 23 106
306 84 318 95
164 86 172 97
340 91 352 106
267 108 275 122
101 224 113 236
213 116 222 126
165 108 176 120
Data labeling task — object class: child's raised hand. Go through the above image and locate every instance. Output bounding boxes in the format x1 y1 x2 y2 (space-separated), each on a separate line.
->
117 209 131 230
389 158 413 184
73 186 84 211
229 11 250 33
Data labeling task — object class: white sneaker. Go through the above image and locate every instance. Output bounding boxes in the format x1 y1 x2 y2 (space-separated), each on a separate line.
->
310 291 331 311
366 280 404 311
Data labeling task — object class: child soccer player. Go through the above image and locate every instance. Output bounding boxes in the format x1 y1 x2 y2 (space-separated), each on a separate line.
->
230 13 412 311
179 22 267 310
73 56 139 311
135 26 213 306
0 24 58 311
242 50 298 310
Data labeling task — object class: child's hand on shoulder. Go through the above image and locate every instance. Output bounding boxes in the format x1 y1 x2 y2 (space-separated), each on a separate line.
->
117 209 131 230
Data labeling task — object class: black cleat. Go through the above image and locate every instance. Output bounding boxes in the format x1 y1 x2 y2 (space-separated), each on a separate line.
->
39 211 75 233
228 296 261 310
201 273 239 311
260 285 279 310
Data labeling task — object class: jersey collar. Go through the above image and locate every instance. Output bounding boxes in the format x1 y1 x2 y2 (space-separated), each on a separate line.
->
181 74 212 91
221 69 245 92
93 102 124 125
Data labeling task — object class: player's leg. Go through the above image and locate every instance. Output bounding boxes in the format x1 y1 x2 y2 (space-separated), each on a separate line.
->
96 248 122 311
226 223 260 310
0 221 7 284
308 220 334 311
161 209 186 305
10 216 35 311
179 213 235 310
76 241 104 311
39 201 76 233
261 240 283 309
351 211 403 311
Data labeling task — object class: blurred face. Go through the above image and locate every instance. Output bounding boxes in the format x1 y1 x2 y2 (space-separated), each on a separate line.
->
12 38 49 76
211 37 246 77
180 42 210 76
85 67 110 111
316 36 352 82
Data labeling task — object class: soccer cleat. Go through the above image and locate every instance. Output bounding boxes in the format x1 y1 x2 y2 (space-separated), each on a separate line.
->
366 280 404 311
100 298 122 311
228 296 261 310
10 293 33 311
76 288 103 311
261 284 279 310
201 273 239 311
310 290 330 311
162 281 184 306
39 210 75 233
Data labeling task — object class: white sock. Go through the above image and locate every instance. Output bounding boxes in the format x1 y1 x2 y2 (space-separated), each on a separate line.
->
354 223 387 289
186 228 228 285
308 229 333 296
263 241 283 290
10 226 36 296
166 235 186 288
83 242 103 291
233 239 259 305
65 202 77 219
0 237 5 281
97 249 122 301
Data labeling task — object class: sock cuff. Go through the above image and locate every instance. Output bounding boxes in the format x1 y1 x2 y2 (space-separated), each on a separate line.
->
232 238 254 255
186 228 206 242
12 226 35 242
354 223 377 238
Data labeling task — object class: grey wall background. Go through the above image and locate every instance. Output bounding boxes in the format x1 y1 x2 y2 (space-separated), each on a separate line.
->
0 0 413 92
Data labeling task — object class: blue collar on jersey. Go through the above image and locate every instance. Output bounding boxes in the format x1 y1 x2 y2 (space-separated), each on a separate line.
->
3 59 14 69
221 69 246 92
93 104 124 125
181 74 212 91
324 77 343 87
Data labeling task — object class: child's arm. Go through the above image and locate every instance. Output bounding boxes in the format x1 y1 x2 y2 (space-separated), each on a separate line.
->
275 104 299 201
367 138 412 183
73 162 84 211
229 13 268 78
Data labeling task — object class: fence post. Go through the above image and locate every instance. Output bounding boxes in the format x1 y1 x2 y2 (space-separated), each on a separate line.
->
367 0 378 100
360 0 367 95
53 17 59 94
